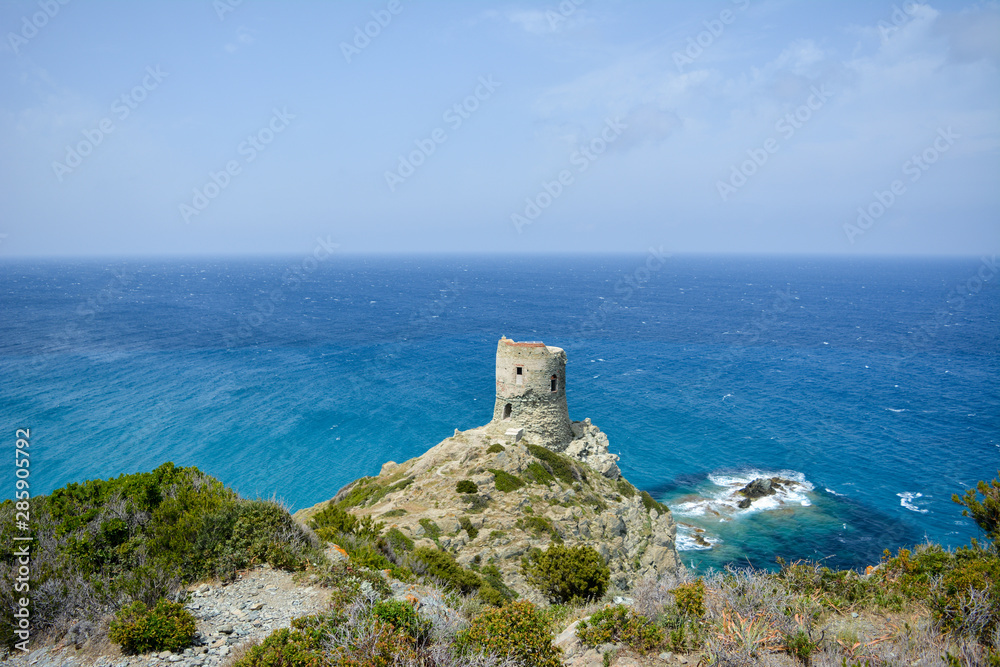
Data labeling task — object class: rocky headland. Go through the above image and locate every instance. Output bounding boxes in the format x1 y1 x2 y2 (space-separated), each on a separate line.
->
294 417 679 601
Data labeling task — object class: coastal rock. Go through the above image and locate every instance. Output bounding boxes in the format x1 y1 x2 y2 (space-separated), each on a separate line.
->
296 422 679 600
564 421 622 479
736 476 786 508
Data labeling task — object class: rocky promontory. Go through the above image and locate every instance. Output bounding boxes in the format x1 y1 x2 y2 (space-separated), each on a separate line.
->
295 418 679 600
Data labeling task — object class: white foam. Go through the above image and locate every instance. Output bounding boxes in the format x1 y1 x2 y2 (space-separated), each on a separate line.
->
825 487 845 496
675 470 816 519
884 407 906 413
898 492 929 514
676 524 720 551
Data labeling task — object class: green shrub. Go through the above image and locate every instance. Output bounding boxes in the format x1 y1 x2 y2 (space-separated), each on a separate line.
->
616 479 636 498
480 564 517 605
233 613 341 667
784 628 821 664
577 605 663 653
108 599 196 654
527 445 583 485
931 549 1000 641
639 491 669 515
380 527 414 554
464 494 489 513
524 462 555 486
457 601 561 667
460 516 479 540
382 508 407 517
310 504 383 540
418 518 441 541
953 472 1000 546
413 547 481 594
335 478 388 509
522 544 609 603
490 469 525 492
456 480 479 494
672 579 705 618
386 477 415 494
371 599 431 644
487 444 506 454
523 516 562 543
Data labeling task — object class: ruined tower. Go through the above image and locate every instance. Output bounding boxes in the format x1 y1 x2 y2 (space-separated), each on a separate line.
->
490 336 573 448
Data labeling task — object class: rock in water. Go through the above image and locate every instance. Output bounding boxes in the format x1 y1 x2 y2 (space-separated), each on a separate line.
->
737 477 784 508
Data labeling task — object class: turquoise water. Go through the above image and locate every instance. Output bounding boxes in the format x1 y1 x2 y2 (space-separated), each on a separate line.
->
1 254 997 572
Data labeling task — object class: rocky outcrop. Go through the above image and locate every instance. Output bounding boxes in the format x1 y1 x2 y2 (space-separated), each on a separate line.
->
296 421 679 599
736 476 793 508
565 419 622 479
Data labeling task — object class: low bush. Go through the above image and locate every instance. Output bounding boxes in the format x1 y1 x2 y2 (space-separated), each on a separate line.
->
639 490 669 515
456 600 562 667
522 544 609 603
380 527 414 555
487 444 506 454
527 444 584 485
413 547 481 594
463 494 489 513
456 480 479 494
616 479 637 498
371 599 431 644
489 469 525 492
309 503 384 541
418 518 442 541
459 516 479 540
522 516 562 543
479 564 517 606
672 578 706 618
577 604 664 653
108 599 196 655
523 462 555 486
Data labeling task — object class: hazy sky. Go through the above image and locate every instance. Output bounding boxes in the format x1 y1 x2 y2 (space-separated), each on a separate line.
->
1 0 997 257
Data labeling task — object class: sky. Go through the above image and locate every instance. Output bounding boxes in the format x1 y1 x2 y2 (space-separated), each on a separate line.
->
0 0 997 257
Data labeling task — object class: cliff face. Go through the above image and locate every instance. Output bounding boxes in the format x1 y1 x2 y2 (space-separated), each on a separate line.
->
296 420 679 601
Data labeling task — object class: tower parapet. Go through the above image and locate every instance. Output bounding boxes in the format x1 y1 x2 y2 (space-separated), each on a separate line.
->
490 336 573 448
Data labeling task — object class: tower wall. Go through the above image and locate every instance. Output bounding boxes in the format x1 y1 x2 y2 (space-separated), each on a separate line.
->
491 337 573 448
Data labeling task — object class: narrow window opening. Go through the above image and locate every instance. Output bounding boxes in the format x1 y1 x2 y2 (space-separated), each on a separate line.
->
515 366 523 385
550 375 558 392
503 403 512 420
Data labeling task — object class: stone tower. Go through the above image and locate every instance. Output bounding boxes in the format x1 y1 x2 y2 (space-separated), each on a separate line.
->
491 336 573 448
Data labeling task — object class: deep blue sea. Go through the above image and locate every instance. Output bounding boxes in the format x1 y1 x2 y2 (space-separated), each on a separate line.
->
1 255 997 573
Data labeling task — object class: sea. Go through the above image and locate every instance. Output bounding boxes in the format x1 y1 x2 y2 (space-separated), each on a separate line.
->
1 254 997 574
